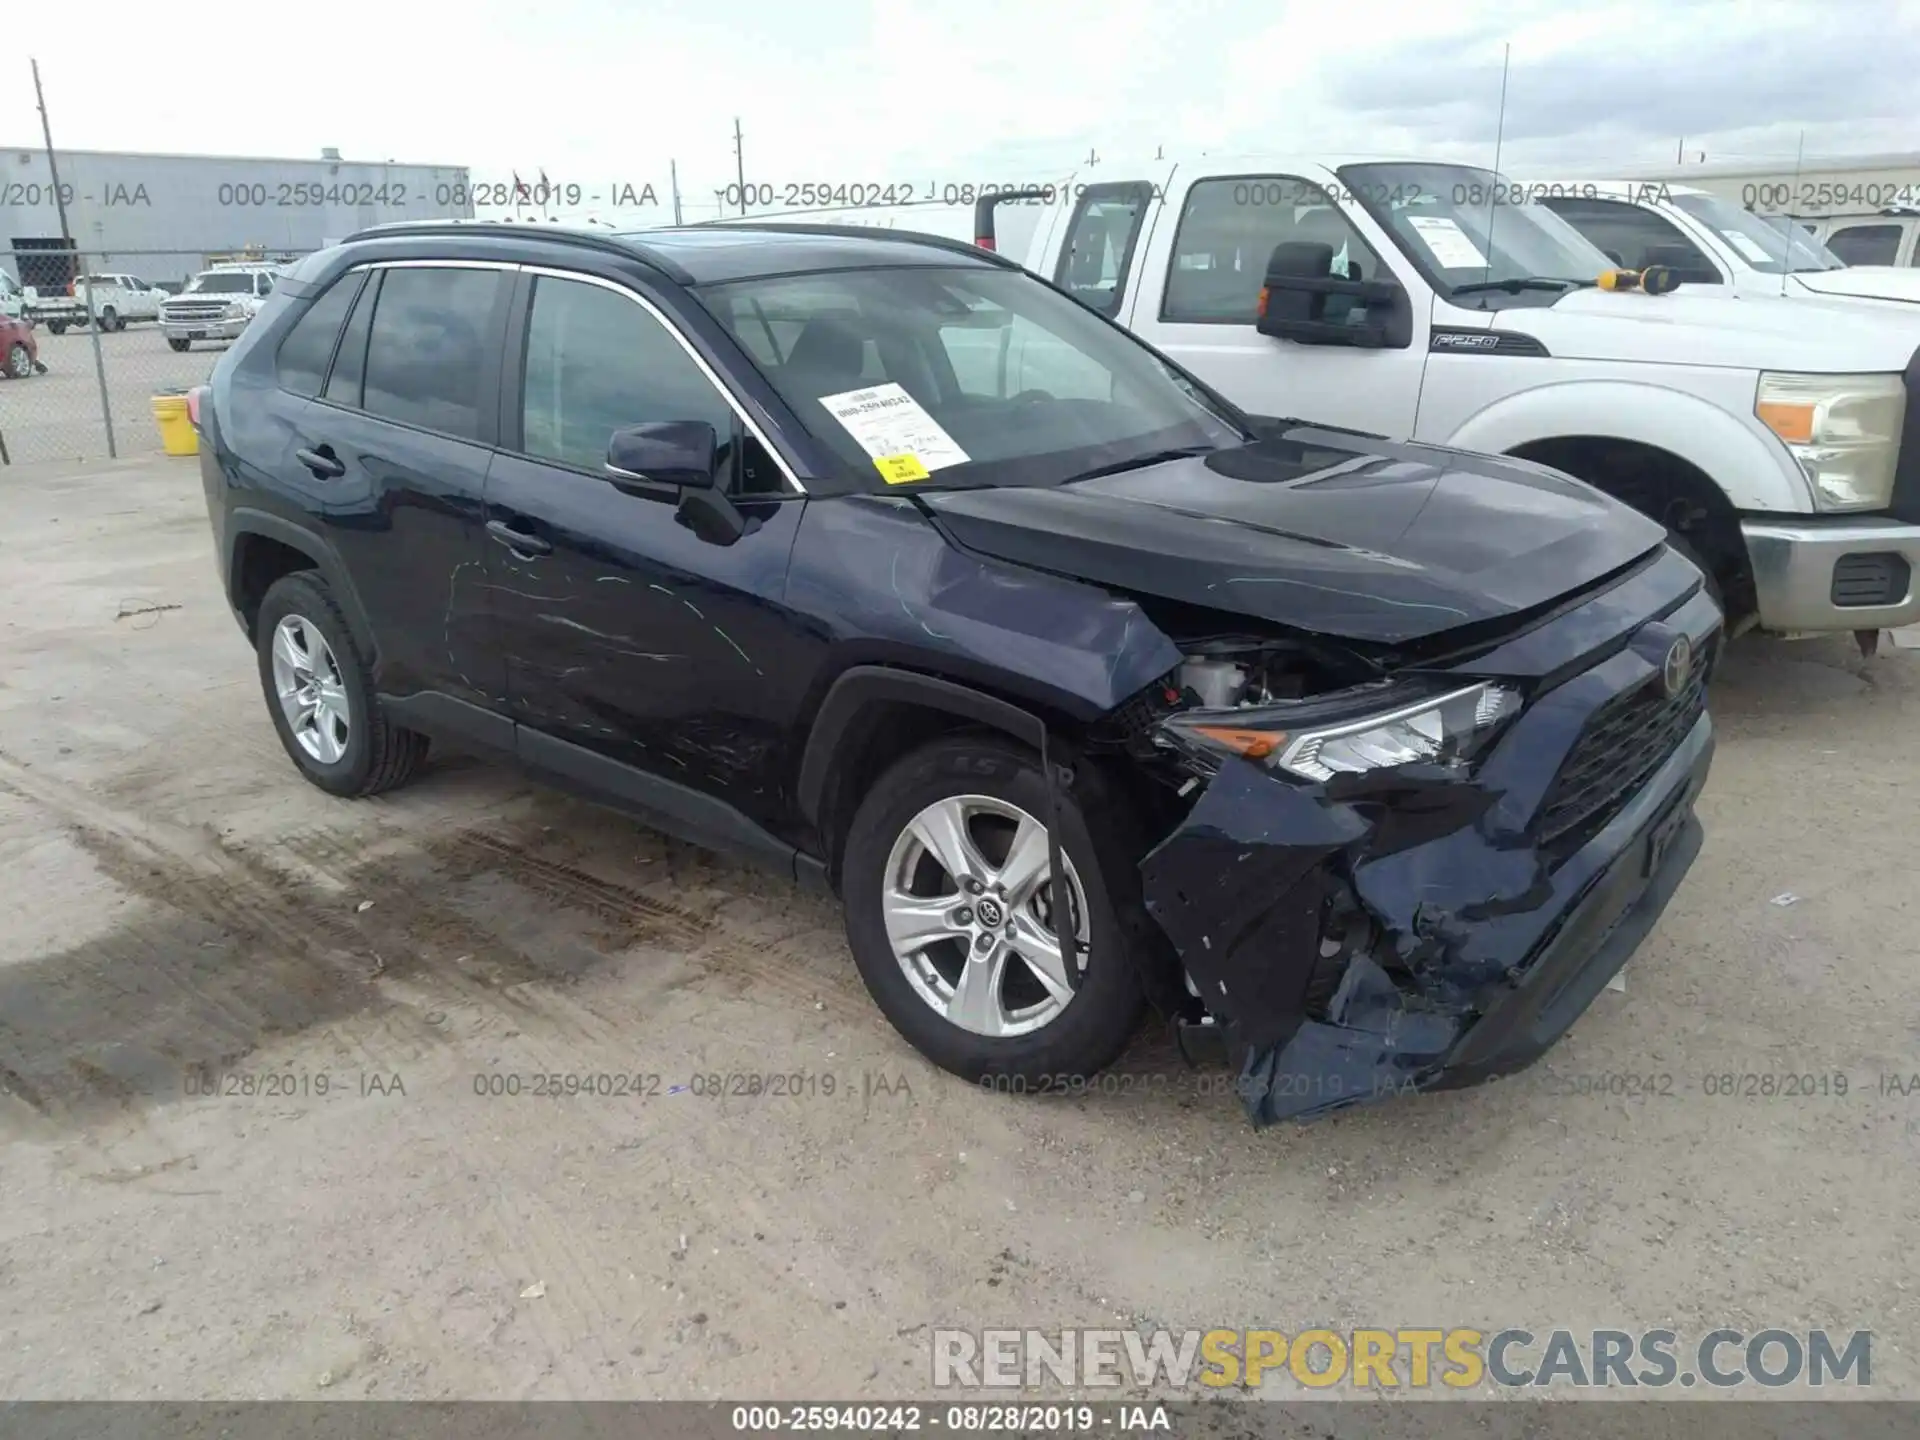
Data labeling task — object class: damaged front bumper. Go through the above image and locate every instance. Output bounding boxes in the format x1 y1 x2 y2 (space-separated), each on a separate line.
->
1139 573 1720 1126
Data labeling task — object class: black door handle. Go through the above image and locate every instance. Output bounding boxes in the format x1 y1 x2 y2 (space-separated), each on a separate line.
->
294 445 345 479
487 518 552 556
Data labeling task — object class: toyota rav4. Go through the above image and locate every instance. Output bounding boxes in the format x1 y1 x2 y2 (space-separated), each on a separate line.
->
191 221 1719 1124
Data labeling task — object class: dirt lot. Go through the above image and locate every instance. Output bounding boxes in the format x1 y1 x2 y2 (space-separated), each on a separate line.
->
1 454 1916 1403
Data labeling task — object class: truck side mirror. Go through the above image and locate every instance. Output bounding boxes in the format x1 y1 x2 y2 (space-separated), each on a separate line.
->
1256 242 1412 349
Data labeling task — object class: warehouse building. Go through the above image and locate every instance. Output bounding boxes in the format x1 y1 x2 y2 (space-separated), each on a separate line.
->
1 144 474 290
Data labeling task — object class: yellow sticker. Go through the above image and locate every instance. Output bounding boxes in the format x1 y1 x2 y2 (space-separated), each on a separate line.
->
875 453 930 484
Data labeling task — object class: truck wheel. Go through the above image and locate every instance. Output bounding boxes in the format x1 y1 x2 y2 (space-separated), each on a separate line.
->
168 337 190 352
100 306 120 332
255 572 427 798
47 321 67 336
840 734 1145 1086
4 343 29 379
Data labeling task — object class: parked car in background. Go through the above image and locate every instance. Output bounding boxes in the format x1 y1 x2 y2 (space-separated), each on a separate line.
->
1800 209 1920 269
1 312 42 379
1532 183 1920 308
0 269 25 321
991 156 1920 647
159 264 281 351
190 220 1718 1126
25 272 170 333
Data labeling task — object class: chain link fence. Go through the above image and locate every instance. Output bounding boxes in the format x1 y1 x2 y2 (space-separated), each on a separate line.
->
0 246 314 465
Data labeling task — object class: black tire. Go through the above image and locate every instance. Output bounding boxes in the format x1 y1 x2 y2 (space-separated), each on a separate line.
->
100 307 119 332
254 572 426 798
4 343 29 380
840 734 1146 1086
168 337 190 352
1666 529 1725 616
47 321 67 336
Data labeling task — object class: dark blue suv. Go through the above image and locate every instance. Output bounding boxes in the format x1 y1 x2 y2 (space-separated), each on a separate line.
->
193 221 1719 1124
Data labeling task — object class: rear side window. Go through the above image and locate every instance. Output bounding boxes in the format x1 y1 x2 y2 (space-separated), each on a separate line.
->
361 266 503 440
1827 224 1902 266
274 271 364 397
1052 182 1155 317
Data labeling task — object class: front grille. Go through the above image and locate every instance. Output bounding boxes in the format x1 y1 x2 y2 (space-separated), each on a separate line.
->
163 303 230 322
1831 552 1911 608
1537 642 1714 855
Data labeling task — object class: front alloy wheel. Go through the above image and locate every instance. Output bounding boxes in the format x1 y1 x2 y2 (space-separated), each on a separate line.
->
270 614 351 764
881 794 1089 1038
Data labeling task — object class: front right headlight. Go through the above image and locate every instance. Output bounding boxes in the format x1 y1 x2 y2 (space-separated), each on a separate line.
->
223 302 247 320
1755 371 1905 511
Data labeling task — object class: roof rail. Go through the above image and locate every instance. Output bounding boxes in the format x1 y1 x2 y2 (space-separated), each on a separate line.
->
338 220 693 284
684 220 1023 270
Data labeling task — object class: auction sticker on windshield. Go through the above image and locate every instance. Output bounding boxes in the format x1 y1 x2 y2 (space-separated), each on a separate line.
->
1408 215 1489 269
820 384 970 483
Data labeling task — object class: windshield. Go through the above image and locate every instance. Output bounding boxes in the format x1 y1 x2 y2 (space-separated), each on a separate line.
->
1338 163 1616 305
1667 194 1844 273
698 265 1245 491
186 271 257 294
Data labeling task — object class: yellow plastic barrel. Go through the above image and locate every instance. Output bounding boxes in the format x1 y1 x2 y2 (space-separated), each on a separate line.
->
152 391 198 456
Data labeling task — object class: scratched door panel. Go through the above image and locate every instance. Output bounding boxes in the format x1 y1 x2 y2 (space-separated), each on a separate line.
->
483 450 811 825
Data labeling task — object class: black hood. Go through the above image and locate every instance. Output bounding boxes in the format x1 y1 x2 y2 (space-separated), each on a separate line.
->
917 425 1666 645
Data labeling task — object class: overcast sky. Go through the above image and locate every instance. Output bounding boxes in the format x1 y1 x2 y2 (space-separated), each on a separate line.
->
6 0 1915 224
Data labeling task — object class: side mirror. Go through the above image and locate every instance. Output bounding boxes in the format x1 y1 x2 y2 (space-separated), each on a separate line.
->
1255 242 1412 349
606 421 748 546
606 421 720 490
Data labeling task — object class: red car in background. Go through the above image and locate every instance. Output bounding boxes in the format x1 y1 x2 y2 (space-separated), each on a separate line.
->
2 313 43 379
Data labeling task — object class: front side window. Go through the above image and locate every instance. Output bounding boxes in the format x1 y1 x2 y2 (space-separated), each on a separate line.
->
1824 223 1903 268
1164 176 1388 324
520 274 737 473
1053 183 1154 317
274 270 364 397
699 264 1244 493
1338 163 1614 307
1539 197 1717 276
361 266 504 440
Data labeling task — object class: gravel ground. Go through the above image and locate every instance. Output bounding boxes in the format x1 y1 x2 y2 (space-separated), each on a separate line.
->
0 454 1915 1407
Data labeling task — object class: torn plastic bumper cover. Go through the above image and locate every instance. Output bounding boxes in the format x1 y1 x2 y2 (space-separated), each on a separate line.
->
1139 699 1714 1127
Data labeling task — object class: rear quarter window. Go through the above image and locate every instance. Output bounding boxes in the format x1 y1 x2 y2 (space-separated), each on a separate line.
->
274 271 366 398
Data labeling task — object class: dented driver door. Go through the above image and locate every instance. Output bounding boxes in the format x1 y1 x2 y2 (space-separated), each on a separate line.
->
482 268 808 831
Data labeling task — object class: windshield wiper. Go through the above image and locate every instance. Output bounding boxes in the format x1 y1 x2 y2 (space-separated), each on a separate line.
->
1448 277 1591 297
1067 446 1217 484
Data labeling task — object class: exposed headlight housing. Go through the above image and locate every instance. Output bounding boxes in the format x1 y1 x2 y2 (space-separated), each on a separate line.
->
223 302 247 320
1155 681 1522 782
1755 371 1905 511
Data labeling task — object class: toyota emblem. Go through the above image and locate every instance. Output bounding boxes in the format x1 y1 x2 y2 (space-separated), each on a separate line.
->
1662 636 1693 697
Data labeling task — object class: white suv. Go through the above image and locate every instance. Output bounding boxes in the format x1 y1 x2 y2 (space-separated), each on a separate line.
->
159 265 281 351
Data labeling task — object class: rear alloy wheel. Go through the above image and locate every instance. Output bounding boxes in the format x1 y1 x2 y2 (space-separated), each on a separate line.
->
841 735 1144 1084
254 572 426 797
4 343 29 379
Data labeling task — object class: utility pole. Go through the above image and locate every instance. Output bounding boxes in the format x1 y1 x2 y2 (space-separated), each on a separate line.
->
31 58 73 242
733 118 746 215
671 159 684 225
1676 136 1685 163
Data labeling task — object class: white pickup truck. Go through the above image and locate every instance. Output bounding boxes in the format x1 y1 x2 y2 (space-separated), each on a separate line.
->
157 264 281 351
27 271 170 333
1527 182 1920 309
991 157 1920 643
